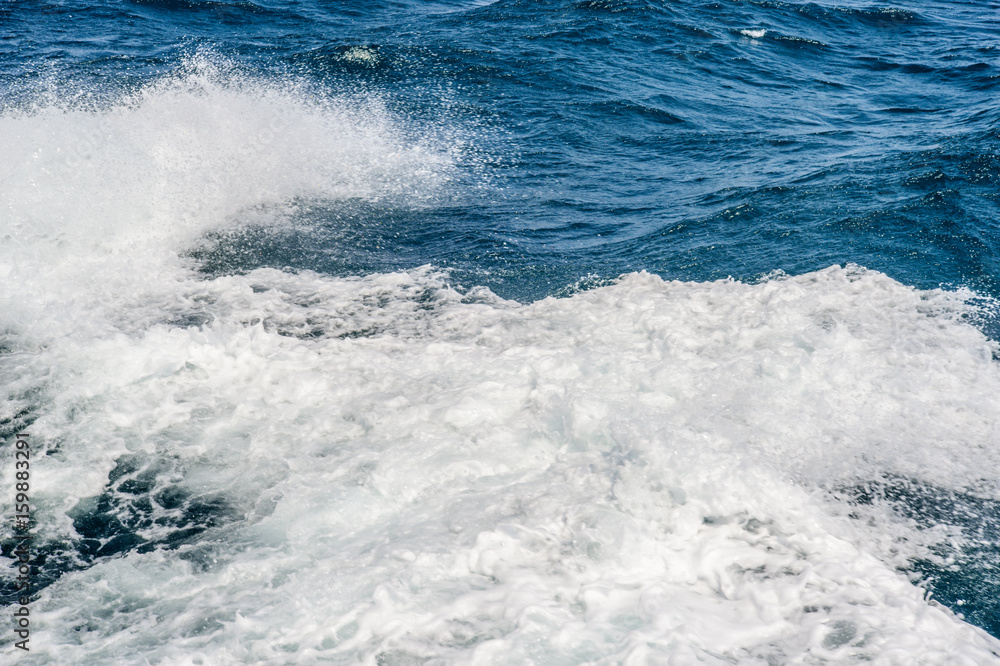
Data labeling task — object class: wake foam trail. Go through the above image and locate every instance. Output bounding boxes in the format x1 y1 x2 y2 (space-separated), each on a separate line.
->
3 261 1000 663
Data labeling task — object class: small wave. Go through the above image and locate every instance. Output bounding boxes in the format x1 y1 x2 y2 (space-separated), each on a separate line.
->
854 6 922 25
774 34 828 48
878 107 942 114
587 99 685 125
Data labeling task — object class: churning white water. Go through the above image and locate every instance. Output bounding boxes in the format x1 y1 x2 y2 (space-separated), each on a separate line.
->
2 60 1000 665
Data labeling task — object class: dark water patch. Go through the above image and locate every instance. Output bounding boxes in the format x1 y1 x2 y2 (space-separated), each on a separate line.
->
854 56 903 72
876 106 942 113
0 453 259 605
188 199 586 302
190 202 446 280
842 475 1000 638
161 311 215 329
69 454 246 556
899 63 936 75
877 107 942 114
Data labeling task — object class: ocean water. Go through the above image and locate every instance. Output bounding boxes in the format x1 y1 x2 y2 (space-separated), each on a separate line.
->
2 0 1000 663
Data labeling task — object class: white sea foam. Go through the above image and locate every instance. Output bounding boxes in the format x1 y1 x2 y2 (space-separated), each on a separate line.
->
6 263 1000 664
3 60 1000 665
740 29 767 39
0 54 458 339
340 46 382 66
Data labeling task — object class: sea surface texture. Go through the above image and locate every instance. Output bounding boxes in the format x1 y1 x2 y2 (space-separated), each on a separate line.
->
2 0 1000 663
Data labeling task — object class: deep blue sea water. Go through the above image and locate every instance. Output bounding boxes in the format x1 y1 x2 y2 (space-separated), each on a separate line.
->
2 1 1000 663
